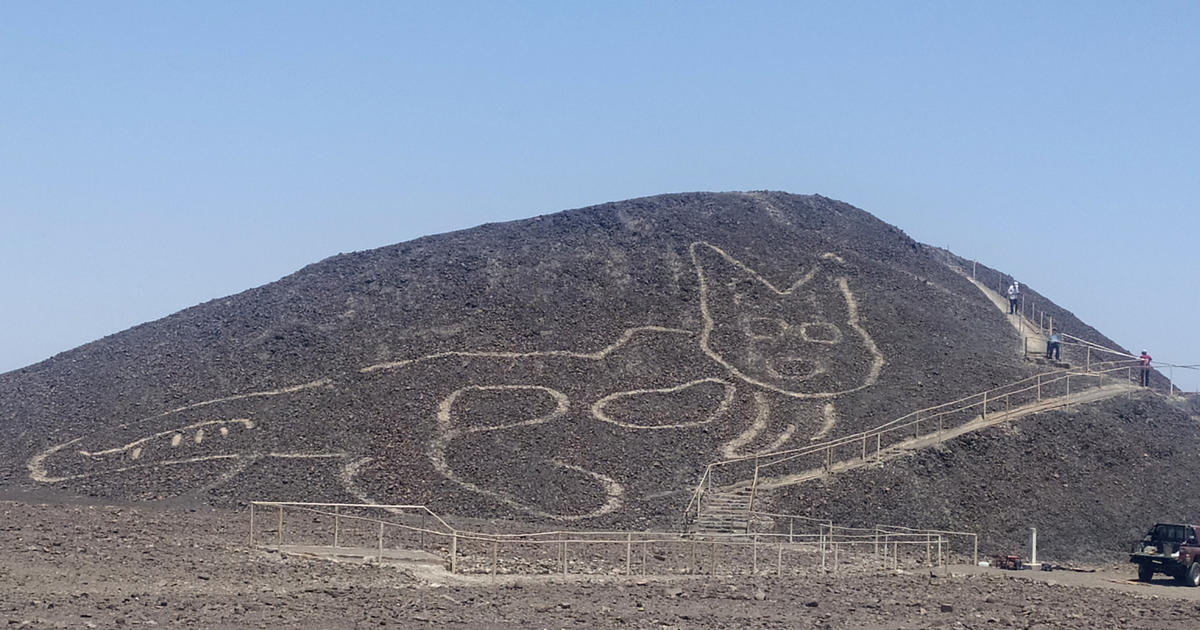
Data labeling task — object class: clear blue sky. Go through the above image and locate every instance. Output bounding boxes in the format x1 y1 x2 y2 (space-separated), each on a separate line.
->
2 1 1197 389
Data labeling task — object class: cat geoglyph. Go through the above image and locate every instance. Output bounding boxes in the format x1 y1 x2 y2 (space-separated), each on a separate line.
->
29 242 883 520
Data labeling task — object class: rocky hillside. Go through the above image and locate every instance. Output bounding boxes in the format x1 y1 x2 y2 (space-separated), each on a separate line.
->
0 191 1188 558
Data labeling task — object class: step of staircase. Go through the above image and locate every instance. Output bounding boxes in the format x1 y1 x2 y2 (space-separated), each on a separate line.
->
692 487 775 534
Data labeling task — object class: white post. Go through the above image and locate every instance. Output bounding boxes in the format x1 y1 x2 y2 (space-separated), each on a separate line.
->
1030 527 1038 566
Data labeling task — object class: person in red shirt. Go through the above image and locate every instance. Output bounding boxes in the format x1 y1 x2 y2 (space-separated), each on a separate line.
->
1139 350 1152 387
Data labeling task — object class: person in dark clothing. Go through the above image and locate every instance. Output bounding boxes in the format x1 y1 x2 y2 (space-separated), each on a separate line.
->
1139 350 1152 387
1046 333 1061 361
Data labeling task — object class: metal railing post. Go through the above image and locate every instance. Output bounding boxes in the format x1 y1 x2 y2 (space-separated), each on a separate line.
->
625 533 633 575
710 540 717 576
492 540 499 577
333 506 340 548
748 462 760 517
982 391 987 419
249 503 255 546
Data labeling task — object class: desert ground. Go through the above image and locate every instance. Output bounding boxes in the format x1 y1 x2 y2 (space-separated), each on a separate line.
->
3 500 1199 629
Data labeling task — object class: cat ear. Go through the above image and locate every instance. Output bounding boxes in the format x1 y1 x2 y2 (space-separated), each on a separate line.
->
689 242 818 297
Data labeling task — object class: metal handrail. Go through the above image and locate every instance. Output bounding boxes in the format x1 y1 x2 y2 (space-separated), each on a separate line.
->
758 365 1130 471
252 500 969 578
684 363 1140 525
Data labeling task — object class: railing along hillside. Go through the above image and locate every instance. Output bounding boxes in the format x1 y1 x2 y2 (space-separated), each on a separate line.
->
248 501 969 577
741 511 979 568
685 363 1141 526
960 258 1197 395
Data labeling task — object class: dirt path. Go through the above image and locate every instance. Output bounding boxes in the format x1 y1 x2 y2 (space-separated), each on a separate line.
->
955 562 1200 602
964 274 1048 353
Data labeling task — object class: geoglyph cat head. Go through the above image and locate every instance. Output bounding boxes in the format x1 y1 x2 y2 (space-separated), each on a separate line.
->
690 242 883 398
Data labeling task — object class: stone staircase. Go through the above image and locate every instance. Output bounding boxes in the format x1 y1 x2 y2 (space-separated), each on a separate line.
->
692 486 776 534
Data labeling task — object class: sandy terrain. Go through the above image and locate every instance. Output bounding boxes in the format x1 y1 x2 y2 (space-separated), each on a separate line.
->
3 501 1198 629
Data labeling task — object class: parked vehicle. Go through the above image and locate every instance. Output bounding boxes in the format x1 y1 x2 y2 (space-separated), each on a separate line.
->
1129 523 1200 586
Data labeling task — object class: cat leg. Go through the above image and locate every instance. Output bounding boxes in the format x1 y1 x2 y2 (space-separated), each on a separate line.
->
810 401 838 441
719 392 800 459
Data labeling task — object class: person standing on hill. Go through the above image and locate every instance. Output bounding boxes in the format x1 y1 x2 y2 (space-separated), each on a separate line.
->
1046 332 1061 361
1007 281 1020 314
1139 350 1152 387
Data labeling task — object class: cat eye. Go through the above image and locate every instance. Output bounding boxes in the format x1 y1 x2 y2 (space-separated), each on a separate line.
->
742 317 789 338
798 322 843 344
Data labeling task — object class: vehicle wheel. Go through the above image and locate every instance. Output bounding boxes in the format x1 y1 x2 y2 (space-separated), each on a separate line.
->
1137 562 1154 582
1187 562 1200 587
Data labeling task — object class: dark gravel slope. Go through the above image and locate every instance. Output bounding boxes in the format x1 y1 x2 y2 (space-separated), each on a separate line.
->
0 191 1179 553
